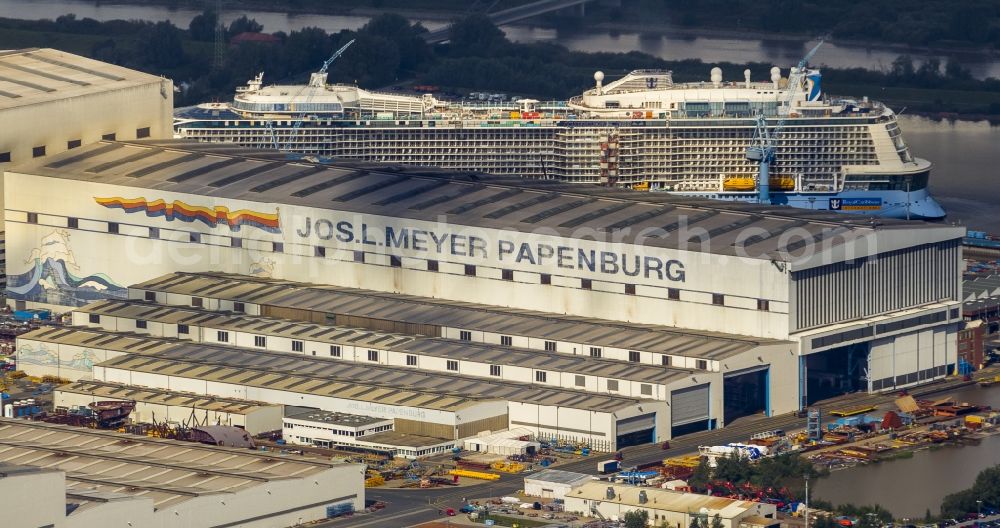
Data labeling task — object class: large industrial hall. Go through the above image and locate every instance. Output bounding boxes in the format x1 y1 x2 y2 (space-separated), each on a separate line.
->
0 418 364 528
5 137 965 450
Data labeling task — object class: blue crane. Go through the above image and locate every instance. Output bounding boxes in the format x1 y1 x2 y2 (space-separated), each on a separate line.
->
268 39 356 152
746 40 824 204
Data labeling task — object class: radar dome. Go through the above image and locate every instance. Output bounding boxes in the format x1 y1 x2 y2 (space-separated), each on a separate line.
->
710 67 723 86
594 71 605 82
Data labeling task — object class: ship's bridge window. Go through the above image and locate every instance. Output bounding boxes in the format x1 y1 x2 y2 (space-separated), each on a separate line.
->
604 100 620 109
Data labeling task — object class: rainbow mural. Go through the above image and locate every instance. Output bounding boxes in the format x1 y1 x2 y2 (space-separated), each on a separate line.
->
94 197 280 233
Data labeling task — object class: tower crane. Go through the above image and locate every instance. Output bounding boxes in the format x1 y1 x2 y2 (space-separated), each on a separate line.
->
746 40 824 204
267 39 356 152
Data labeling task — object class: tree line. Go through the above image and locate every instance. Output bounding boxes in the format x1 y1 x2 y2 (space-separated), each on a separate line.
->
0 12 998 114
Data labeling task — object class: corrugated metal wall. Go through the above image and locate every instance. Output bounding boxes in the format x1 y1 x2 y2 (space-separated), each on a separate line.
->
792 239 960 331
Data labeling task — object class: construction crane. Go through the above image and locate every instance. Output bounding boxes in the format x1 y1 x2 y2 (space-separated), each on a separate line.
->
747 40 824 204
269 39 356 152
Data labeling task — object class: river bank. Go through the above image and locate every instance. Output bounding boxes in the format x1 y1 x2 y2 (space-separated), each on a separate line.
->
814 381 1000 518
30 0 1000 67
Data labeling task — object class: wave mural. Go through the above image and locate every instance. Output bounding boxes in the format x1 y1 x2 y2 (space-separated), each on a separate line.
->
6 230 126 307
94 196 281 233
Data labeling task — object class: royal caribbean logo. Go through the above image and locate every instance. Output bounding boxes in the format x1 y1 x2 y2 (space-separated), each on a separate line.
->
95 197 281 233
829 197 882 211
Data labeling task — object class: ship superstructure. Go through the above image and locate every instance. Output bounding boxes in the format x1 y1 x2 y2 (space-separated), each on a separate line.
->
175 65 944 219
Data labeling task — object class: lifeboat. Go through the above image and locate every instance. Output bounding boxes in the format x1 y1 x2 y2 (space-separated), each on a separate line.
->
723 176 756 191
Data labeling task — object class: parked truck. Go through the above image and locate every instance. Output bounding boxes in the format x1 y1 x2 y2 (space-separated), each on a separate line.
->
597 459 620 474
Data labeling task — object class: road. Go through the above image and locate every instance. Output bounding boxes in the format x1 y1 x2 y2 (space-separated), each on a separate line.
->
321 375 983 527
422 0 593 43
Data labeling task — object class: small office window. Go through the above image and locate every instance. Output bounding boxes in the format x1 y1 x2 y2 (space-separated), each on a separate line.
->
390 255 402 268
464 264 476 276
607 380 619 391
107 222 119 234
489 365 501 377
712 293 725 306
540 273 551 285
406 354 417 366
757 299 770 311
26 212 38 224
292 340 303 352
628 351 640 363
668 288 680 300
67 217 79 229
661 355 671 366
32 145 46 158
575 375 585 387
217 331 229 343
136 127 151 139
0 152 10 162
67 139 82 149
144 291 156 302
641 384 653 396
273 241 283 253
315 246 326 258
544 341 556 352
254 335 266 347
446 360 459 371
427 260 439 272
148 227 159 239
88 313 100 324
535 371 547 383
589 347 602 358
581 278 592 290
459 331 472 341
500 335 512 347
102 133 116 140
625 284 636 295
231 237 242 248
330 345 341 357
191 297 203 308
190 232 201 243
135 320 148 329
502 269 514 281
367 350 379 362
233 302 244 313
696 359 708 370
354 251 364 263
178 324 189 335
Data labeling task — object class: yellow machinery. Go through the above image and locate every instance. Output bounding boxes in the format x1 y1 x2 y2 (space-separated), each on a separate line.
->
490 461 525 473
449 469 500 481
664 455 701 468
830 405 876 417
631 181 650 191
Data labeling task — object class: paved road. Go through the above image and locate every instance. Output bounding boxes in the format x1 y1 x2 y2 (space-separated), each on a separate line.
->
422 0 593 43
321 375 982 527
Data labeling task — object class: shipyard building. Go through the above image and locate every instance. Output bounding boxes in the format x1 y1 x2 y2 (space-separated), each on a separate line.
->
0 419 364 528
5 139 964 446
0 48 173 298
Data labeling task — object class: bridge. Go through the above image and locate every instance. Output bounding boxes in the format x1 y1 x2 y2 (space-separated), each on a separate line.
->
422 0 596 44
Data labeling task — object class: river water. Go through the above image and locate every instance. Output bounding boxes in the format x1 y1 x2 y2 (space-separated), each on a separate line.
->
3 0 1000 79
814 384 1000 518
2 2 995 232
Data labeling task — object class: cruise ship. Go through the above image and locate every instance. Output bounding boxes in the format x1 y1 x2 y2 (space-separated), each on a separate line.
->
174 65 945 219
